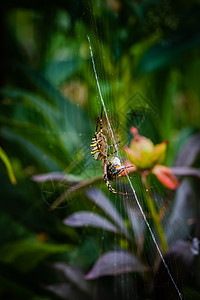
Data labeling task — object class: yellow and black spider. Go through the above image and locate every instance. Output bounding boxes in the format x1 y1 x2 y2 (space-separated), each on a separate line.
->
90 106 118 161
90 107 131 195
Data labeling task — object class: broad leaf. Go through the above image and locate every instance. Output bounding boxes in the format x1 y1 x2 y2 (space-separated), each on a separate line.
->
154 238 199 300
1 124 68 170
1 128 61 171
0 238 73 272
138 31 200 74
0 274 50 299
170 166 200 178
64 211 120 234
86 188 129 237
165 179 195 245
52 263 92 294
44 283 89 300
124 200 145 242
85 250 147 279
32 172 82 185
0 213 31 244
174 134 200 166
43 59 82 86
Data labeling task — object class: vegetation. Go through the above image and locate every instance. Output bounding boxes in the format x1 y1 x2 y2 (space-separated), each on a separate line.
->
1 1 200 299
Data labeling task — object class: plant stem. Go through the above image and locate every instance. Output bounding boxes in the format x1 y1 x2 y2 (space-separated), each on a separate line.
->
49 175 103 210
144 177 168 252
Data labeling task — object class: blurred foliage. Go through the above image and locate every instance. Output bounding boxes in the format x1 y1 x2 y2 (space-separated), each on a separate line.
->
0 0 200 299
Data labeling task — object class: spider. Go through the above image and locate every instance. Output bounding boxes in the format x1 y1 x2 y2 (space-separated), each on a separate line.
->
90 106 118 161
91 107 131 195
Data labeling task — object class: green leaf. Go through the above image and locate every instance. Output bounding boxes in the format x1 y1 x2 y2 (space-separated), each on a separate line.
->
20 66 93 137
0 238 73 272
1 67 93 155
43 59 82 86
0 212 31 244
1 128 61 171
183 287 200 300
138 31 200 74
0 119 70 168
0 273 51 299
1 89 60 130
0 273 34 298
0 147 17 184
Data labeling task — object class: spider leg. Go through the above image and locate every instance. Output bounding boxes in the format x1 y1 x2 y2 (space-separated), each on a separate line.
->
100 106 103 133
95 116 100 133
117 165 135 177
103 160 127 195
107 141 121 157
107 150 118 157
107 141 121 149
95 132 107 157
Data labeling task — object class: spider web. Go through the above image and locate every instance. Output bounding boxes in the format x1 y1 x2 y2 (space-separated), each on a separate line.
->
37 3 197 299
87 36 182 300
38 21 183 300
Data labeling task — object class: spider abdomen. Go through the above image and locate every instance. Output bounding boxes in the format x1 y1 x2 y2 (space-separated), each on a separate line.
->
90 132 107 161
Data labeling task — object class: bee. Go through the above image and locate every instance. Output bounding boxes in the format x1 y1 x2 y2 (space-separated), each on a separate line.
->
107 157 126 181
91 107 131 195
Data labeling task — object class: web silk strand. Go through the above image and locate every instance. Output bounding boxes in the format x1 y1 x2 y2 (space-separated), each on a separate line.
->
87 35 182 300
87 36 119 155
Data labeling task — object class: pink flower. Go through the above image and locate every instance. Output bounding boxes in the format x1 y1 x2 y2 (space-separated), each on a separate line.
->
152 165 179 190
124 127 179 190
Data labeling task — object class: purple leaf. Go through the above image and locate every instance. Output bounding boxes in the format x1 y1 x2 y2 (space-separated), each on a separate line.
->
63 211 120 233
123 196 145 240
175 133 200 166
168 238 199 262
85 188 129 237
44 283 89 300
126 207 145 241
85 250 148 279
32 172 81 184
46 263 126 300
166 179 195 245
170 166 200 178
52 263 92 294
154 238 199 300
